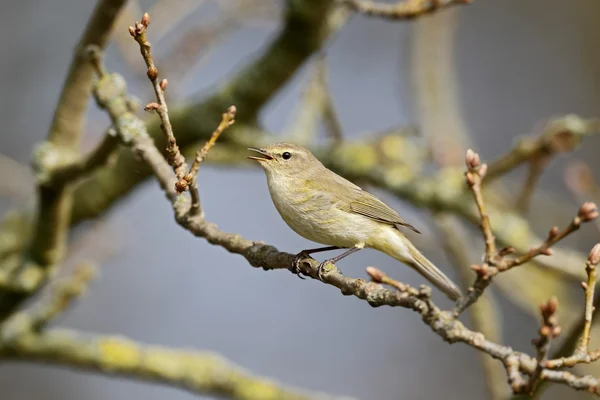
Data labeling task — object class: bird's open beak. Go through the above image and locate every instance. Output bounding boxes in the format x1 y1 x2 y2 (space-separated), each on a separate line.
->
247 147 274 162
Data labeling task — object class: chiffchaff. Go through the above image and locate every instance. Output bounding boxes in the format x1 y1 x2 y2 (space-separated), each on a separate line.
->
248 143 462 301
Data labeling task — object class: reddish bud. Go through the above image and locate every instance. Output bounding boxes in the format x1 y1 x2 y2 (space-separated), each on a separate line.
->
552 326 562 337
147 66 159 80
144 102 160 111
539 326 551 337
588 243 600 265
367 267 386 283
547 296 558 314
465 149 480 169
478 163 488 178
581 281 589 290
548 226 559 239
579 202 599 222
159 79 168 91
141 13 150 27
128 26 136 37
540 248 553 256
465 173 475 186
175 179 188 193
366 266 385 282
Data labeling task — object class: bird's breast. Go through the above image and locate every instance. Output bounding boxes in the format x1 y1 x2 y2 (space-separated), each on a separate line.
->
266 177 375 247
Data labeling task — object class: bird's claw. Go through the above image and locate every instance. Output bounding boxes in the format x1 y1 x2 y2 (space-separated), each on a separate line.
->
292 252 309 280
317 261 328 280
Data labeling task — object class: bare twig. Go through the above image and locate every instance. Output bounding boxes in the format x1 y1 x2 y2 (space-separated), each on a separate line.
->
542 245 600 370
500 202 598 272
527 297 561 394
184 106 237 215
454 149 597 315
338 0 472 20
366 266 423 297
129 13 188 190
465 149 495 261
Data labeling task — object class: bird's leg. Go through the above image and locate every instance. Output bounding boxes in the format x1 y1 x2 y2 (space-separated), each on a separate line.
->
292 246 341 279
317 245 363 280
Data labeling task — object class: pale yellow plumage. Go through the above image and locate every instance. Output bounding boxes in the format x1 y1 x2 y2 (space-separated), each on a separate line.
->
248 143 462 301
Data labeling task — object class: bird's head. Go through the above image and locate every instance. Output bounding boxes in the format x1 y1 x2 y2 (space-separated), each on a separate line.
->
247 143 322 179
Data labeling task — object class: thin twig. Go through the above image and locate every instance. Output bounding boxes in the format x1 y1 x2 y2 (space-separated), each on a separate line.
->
465 149 496 261
527 297 560 395
184 106 237 215
501 202 598 272
454 150 598 316
579 245 599 353
129 13 188 191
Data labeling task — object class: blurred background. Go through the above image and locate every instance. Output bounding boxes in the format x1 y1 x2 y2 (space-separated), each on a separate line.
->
2 0 600 399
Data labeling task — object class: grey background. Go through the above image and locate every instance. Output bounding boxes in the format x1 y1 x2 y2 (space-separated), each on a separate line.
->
2 0 600 399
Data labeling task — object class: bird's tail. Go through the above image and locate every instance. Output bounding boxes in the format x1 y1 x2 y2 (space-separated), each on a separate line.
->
379 231 462 301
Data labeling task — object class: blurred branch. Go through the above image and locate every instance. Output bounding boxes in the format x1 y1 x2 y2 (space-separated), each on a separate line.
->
411 7 469 167
435 214 507 400
29 0 127 267
338 0 472 20
1 262 95 342
0 0 128 324
484 116 600 184
1 329 344 400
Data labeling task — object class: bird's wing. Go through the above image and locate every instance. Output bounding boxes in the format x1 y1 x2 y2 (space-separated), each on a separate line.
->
344 190 421 234
306 169 421 234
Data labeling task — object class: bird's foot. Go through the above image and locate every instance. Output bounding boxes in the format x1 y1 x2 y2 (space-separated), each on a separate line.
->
317 260 334 280
292 251 310 280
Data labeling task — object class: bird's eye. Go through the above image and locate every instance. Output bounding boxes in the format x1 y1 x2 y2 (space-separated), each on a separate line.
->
282 152 292 160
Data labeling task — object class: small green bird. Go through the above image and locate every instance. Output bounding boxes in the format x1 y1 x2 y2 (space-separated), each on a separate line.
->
248 143 462 301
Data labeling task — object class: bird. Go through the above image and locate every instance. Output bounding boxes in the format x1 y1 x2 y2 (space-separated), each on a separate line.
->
247 142 462 301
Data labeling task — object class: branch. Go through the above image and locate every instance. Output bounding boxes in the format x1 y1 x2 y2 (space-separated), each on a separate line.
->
1 262 95 342
465 149 495 261
89 41 600 397
1 329 347 400
542 245 600 370
129 13 188 186
338 0 472 20
484 115 600 184
71 0 337 223
0 0 129 325
435 214 507 400
527 297 560 394
453 149 597 315
29 0 128 268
